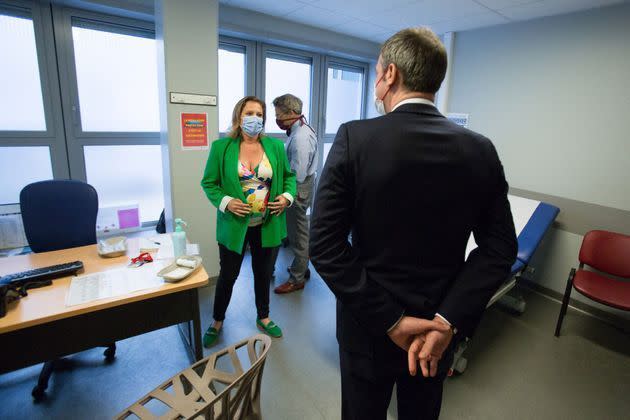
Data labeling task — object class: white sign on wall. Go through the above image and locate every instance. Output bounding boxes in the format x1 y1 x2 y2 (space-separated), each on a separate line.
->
447 113 469 128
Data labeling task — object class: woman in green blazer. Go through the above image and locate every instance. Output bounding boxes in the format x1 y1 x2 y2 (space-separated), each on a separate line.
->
201 96 297 347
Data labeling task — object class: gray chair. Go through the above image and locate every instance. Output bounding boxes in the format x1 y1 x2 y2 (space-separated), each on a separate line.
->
116 334 272 420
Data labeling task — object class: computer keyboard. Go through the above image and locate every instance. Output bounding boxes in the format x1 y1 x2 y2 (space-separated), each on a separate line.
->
0 261 84 288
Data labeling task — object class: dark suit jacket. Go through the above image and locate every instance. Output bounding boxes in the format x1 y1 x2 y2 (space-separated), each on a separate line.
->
309 103 518 355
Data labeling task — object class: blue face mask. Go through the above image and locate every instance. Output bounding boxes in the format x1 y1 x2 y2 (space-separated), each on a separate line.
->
241 115 264 137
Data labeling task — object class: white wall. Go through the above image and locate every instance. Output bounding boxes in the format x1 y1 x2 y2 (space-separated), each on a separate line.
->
447 3 630 321
449 3 630 212
155 0 220 278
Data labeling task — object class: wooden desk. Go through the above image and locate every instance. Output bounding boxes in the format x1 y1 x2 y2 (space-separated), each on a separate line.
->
0 239 208 374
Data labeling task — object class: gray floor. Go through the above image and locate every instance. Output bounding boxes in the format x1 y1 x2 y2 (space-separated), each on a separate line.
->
1 248 629 419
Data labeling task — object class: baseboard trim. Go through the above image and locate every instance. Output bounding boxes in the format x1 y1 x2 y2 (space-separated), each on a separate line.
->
519 277 630 334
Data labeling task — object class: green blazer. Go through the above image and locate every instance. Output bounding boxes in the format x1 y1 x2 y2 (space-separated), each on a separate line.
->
201 136 297 254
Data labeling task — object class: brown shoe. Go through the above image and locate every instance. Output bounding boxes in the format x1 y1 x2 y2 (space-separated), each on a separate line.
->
274 281 305 294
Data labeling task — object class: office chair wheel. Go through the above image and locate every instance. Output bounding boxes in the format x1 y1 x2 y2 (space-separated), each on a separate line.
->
32 385 46 402
104 344 116 362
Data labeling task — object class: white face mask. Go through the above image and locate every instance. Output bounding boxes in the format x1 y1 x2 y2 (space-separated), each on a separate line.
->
373 75 389 115
374 94 386 116
241 115 264 137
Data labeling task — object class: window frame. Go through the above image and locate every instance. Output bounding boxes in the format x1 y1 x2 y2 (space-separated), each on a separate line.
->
52 6 160 176
0 0 69 193
52 6 162 225
53 7 158 140
259 43 321 140
317 55 369 171
0 2 58 139
218 35 255 136
1 1 371 214
215 36 369 163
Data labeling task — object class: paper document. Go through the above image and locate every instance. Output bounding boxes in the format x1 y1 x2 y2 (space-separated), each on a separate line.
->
66 263 165 306
186 243 200 255
155 235 174 259
139 233 199 259
0 204 28 250
139 236 166 253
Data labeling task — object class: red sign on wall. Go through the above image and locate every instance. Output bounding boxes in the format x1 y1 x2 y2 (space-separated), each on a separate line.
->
181 112 208 150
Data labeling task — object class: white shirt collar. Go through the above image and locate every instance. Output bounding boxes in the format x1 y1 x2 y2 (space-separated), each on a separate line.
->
391 97 435 112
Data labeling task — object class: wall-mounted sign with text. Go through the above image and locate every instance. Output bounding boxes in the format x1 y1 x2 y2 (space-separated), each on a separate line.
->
181 112 209 150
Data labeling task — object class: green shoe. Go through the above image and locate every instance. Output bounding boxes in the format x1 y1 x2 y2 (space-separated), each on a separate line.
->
203 326 220 348
256 319 283 338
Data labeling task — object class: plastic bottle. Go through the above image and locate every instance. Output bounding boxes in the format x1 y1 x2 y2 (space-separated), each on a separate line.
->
172 218 187 258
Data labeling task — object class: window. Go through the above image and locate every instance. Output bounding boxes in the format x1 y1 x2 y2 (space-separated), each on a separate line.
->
218 45 246 133
322 142 333 167
0 146 53 204
325 65 364 134
264 53 312 133
319 58 367 173
0 12 46 131
84 145 164 223
0 3 66 208
1 7 370 226
71 22 159 132
216 41 366 176
57 10 164 225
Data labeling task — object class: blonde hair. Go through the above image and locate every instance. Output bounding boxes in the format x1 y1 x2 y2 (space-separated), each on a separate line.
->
228 96 267 139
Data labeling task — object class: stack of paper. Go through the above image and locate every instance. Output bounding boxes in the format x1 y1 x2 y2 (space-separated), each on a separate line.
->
66 263 166 306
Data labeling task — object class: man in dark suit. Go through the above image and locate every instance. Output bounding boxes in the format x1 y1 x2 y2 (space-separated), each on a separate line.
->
309 27 517 420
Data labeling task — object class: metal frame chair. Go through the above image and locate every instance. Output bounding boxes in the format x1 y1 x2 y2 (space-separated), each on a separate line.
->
555 230 630 337
116 334 272 420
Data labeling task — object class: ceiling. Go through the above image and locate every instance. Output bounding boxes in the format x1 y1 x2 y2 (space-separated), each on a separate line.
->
220 0 627 42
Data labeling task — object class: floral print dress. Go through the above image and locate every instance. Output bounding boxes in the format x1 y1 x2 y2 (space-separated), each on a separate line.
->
238 152 273 227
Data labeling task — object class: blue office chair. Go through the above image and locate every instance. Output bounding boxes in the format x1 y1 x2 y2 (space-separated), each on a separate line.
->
20 180 116 401
20 179 98 252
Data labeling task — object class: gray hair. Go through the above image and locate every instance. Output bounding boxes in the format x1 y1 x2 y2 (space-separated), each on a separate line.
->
272 94 303 114
380 27 447 94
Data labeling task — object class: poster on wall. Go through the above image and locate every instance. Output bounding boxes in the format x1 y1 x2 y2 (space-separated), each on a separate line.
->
181 112 209 150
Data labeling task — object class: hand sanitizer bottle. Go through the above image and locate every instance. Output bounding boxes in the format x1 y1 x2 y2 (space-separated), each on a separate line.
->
172 218 187 258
